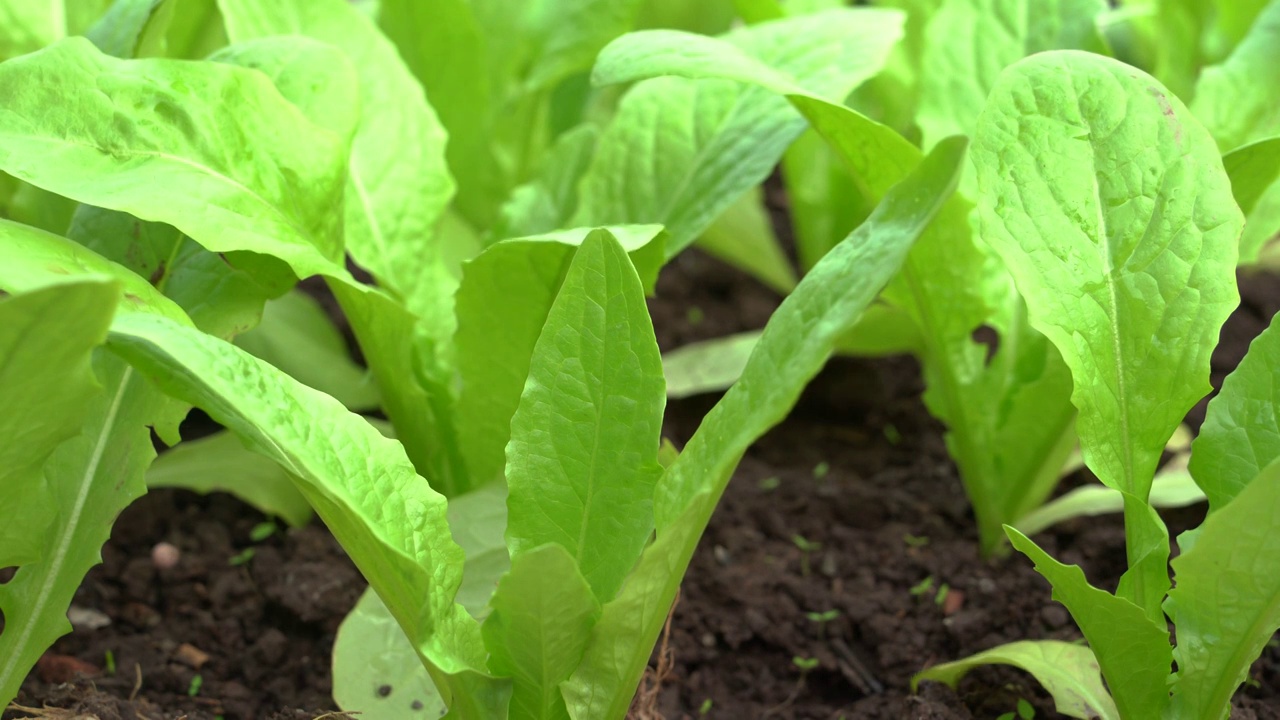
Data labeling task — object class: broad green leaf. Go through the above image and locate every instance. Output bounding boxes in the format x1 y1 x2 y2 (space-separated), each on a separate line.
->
1166 457 1280 720
591 29 801 94
0 358 171 708
733 0 786 23
1190 0 1280 152
208 36 359 141
577 8 905 257
0 218 188 324
0 281 116 567
789 93 1075 554
1224 135 1280 264
482 545 601 720
973 51 1242 502
378 0 503 230
218 0 457 339
146 431 314 528
636 0 735 34
104 314 508 714
334 589 446 720
916 0 1109 149
564 138 966 720
913 640 1119 720
454 226 664 491
0 0 110 60
493 125 599 241
505 231 665 602
164 0 225 59
0 38 350 280
1015 454 1204 535
1006 529 1172 719
1189 310 1280 510
235 289 379 412
695 187 797 294
1113 492 1172 623
4 182 78 236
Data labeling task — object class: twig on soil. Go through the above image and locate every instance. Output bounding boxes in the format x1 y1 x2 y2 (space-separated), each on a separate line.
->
128 663 142 702
627 589 681 720
830 638 883 695
4 702 96 720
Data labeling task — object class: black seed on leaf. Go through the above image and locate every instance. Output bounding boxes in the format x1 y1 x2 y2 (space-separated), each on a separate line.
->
411 700 424 711
377 684 393 697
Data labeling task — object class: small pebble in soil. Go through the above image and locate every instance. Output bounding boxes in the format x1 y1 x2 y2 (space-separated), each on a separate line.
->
151 541 181 569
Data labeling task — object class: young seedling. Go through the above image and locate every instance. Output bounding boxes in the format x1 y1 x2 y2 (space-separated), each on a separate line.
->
792 535 822 578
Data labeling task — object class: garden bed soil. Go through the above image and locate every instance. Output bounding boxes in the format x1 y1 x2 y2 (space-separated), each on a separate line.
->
6 251 1280 720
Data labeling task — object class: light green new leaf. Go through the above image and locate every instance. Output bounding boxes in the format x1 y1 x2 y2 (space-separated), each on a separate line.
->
483 545 602 720
505 231 665 602
973 51 1242 502
913 640 1119 720
0 281 116 567
1189 310 1280 510
104 314 507 714
1166 457 1280 720
454 226 664 491
1224 136 1280 264
591 29 800 93
0 37 349 280
1191 0 1280 152
447 482 512 618
1015 454 1204 536
782 129 868 272
235 289 379 412
378 0 502 230
0 0 109 60
917 0 1109 149
218 0 457 337
334 589 446 720
1007 528 1172 719
663 331 765 399
577 8 904 257
147 431 313 528
696 187 797 294
493 125 599 241
564 139 966 720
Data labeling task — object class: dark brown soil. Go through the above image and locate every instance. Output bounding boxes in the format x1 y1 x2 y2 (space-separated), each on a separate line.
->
7 253 1280 719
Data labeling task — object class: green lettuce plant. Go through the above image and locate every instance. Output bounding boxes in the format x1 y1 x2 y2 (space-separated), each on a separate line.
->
914 50 1280 720
0 0 969 715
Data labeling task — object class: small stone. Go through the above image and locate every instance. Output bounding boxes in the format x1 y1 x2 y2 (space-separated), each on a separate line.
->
36 653 98 683
67 605 112 631
942 589 966 616
700 632 716 648
175 642 211 669
152 541 181 570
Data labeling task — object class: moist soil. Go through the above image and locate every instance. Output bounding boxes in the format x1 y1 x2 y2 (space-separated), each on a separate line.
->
7 250 1280 719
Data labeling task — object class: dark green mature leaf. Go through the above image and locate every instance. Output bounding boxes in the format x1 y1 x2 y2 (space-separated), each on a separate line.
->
505 231 665 602
483 545 601 720
0 281 116 569
916 0 1109 149
1165 458 1280 720
454 226 664 491
564 138 966 720
578 8 904 257
914 641 1119 720
1191 0 1280 152
973 51 1242 503
1190 311 1280 510
0 37 350 280
1007 528 1172 719
105 314 509 714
